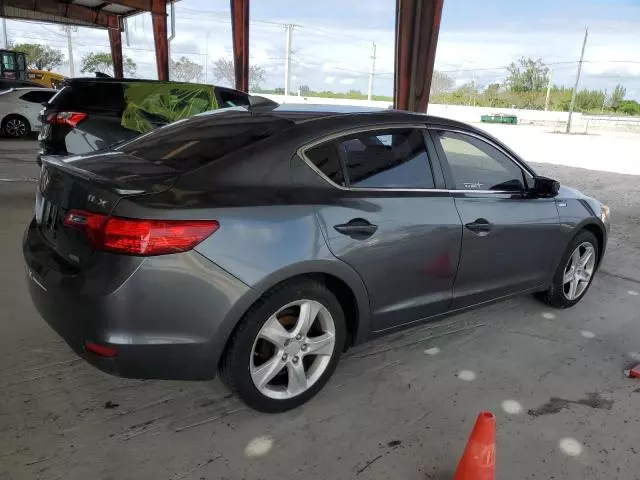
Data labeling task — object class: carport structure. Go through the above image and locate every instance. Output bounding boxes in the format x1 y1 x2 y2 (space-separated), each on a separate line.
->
0 0 443 111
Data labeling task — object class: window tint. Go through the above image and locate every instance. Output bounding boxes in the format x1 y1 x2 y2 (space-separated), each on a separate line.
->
117 114 293 172
20 91 55 103
436 131 526 191
218 89 250 108
54 83 125 112
305 142 345 186
338 129 435 189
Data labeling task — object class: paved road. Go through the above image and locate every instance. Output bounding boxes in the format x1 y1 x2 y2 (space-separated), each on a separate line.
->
1 140 640 480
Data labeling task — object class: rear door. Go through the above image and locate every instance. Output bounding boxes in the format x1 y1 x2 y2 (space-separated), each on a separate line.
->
430 129 562 308
305 125 462 332
18 90 55 130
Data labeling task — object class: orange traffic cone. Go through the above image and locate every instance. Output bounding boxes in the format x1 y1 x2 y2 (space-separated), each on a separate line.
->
454 412 496 480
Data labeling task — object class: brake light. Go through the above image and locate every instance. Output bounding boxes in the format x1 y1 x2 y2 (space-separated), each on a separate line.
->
64 209 219 256
85 341 118 358
47 111 87 127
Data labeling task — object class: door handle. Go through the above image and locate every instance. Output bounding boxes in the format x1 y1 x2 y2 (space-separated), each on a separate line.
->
465 218 492 236
334 218 378 239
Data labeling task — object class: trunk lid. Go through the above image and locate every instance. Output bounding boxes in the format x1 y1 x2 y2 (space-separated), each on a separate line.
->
36 152 179 267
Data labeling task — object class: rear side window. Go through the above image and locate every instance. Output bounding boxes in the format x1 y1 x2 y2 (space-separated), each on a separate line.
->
305 142 345 186
218 88 250 108
20 91 55 103
305 129 435 189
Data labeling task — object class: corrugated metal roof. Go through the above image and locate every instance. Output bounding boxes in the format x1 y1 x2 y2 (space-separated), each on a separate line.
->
1 1 175 29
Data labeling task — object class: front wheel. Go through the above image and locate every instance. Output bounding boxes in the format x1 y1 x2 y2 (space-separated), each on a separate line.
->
537 230 599 308
220 280 346 412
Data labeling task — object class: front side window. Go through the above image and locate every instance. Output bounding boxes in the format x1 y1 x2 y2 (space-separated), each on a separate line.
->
435 131 527 191
338 129 435 189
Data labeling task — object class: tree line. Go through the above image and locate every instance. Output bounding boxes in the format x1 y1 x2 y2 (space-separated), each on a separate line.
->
9 43 265 89
430 57 640 115
9 44 640 115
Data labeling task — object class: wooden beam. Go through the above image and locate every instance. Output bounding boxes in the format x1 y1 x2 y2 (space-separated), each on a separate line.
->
2 0 121 29
394 0 444 112
151 0 169 80
102 0 154 11
230 0 249 92
109 24 124 78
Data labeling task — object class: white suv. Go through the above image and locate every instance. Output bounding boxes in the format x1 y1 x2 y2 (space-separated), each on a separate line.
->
0 88 56 138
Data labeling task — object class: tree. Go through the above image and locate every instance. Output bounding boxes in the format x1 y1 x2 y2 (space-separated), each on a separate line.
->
299 84 311 95
169 56 203 83
430 70 455 96
212 57 266 91
610 84 626 111
11 43 64 71
505 57 549 93
80 52 137 77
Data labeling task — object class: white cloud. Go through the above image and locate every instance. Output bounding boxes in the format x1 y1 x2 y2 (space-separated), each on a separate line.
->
325 76 336 84
339 78 355 85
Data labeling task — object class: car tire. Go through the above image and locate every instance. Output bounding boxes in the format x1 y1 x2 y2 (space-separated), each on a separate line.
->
537 230 599 309
2 115 31 138
220 279 346 413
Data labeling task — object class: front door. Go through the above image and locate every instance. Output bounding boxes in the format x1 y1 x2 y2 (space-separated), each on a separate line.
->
430 129 562 309
304 126 462 332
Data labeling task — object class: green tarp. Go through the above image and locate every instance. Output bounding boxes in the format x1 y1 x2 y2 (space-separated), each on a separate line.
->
121 82 218 133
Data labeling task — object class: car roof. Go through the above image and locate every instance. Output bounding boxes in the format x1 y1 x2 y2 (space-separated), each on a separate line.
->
260 104 473 130
3 87 57 92
64 78 245 92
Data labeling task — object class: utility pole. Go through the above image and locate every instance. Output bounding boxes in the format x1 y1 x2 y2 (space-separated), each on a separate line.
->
367 42 377 101
544 69 552 111
600 88 607 114
2 18 8 49
64 26 76 77
284 24 294 97
566 28 588 134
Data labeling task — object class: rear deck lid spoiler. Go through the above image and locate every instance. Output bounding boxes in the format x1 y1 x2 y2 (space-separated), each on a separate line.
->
39 151 180 196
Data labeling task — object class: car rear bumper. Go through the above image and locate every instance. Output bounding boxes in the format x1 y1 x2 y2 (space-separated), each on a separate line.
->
23 218 255 380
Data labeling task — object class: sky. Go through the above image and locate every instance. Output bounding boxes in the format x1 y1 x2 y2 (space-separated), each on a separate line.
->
3 0 640 98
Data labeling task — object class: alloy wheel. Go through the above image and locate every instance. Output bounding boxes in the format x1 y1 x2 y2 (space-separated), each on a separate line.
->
563 242 596 301
250 299 336 400
5 118 27 137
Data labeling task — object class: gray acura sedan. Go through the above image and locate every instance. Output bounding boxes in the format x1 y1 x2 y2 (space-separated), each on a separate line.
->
23 105 610 412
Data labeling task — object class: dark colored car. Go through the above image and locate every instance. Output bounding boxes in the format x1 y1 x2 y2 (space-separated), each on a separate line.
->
37 78 252 158
23 106 610 412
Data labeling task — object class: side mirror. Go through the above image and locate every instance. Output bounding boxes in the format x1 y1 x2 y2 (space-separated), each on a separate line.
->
533 176 560 198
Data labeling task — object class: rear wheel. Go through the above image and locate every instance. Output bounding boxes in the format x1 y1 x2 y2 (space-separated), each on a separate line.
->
220 280 346 412
2 115 30 138
537 230 599 308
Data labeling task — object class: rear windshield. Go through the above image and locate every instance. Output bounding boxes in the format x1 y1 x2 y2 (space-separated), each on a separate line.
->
53 83 125 112
116 112 294 172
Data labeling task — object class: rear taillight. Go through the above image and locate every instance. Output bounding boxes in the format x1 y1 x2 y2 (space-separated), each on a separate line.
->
85 341 118 358
46 111 87 127
64 209 218 256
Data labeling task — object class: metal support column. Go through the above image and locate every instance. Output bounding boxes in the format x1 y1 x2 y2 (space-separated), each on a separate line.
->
108 22 124 79
230 0 249 92
394 0 444 112
151 0 169 81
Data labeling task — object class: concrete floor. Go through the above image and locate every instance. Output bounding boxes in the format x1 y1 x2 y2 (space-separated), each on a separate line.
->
1 133 640 480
